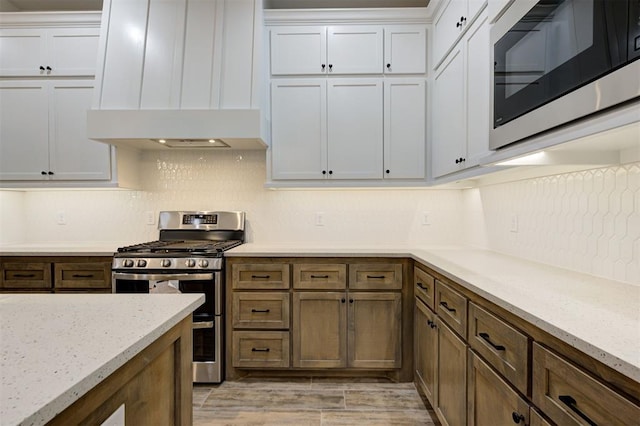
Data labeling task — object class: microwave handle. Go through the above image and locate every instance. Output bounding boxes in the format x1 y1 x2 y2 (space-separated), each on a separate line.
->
112 272 215 281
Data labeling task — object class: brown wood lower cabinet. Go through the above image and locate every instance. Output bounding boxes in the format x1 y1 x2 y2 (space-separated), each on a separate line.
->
436 317 467 426
415 297 437 404
0 256 112 293
468 350 530 426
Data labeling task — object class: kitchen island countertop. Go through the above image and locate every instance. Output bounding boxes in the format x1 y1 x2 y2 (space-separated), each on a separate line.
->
227 244 640 383
0 293 204 426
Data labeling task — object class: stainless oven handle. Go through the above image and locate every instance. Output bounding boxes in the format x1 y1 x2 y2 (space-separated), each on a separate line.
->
192 321 214 329
112 272 215 281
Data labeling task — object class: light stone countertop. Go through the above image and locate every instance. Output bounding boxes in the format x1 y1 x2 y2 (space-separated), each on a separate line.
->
0 293 205 426
227 243 640 383
0 241 128 256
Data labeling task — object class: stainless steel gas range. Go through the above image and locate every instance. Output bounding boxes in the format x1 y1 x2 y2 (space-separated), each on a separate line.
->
111 211 245 383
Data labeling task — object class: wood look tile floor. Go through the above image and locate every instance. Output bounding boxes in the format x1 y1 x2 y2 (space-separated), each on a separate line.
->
193 377 439 425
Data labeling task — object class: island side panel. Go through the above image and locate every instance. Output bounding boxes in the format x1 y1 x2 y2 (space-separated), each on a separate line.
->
47 316 193 426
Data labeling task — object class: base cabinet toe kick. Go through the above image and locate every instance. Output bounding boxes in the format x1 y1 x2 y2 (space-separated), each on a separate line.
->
413 263 640 426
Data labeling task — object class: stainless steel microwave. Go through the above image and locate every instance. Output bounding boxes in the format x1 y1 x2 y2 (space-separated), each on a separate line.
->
490 0 640 150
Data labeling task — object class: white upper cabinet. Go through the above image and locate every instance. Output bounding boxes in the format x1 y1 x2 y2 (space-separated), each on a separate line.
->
0 27 99 77
327 26 383 74
384 26 426 74
384 79 426 179
270 79 383 180
270 26 327 75
0 80 111 181
270 25 382 75
327 79 383 179
433 0 485 68
271 79 327 180
431 9 490 178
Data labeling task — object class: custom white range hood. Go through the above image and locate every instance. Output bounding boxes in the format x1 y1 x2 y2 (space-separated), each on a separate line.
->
87 0 267 150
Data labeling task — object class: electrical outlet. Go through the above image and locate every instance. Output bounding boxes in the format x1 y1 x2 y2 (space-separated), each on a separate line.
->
510 214 519 233
145 211 156 225
315 212 325 226
422 211 430 226
56 211 66 225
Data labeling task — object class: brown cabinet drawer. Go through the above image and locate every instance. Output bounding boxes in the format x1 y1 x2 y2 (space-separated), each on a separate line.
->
349 263 402 290
468 302 529 395
232 331 290 368
293 263 346 289
54 262 111 289
414 266 435 310
232 292 290 329
0 262 51 289
232 264 290 290
436 280 468 338
533 343 640 426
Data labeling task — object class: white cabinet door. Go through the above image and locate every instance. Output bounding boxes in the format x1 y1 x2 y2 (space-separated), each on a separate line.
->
271 79 327 180
384 26 426 74
0 28 98 77
0 29 47 76
384 79 426 179
327 79 383 179
431 46 465 178
464 11 490 168
327 26 383 74
270 26 327 75
0 81 50 180
49 81 111 180
48 28 99 76
433 0 467 67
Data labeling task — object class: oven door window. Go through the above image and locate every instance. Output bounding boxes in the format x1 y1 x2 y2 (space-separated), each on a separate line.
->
494 0 630 128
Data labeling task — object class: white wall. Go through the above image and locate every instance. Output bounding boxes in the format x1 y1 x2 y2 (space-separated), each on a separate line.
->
1 152 637 284
0 191 25 244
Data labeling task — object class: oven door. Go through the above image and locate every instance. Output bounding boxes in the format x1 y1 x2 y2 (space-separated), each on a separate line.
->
112 271 224 383
491 0 637 149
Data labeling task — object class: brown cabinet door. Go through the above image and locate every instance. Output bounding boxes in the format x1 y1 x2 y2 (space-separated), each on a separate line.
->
0 261 52 289
54 262 111 290
292 291 347 368
348 292 401 369
436 318 467 426
232 292 290 329
468 350 530 426
415 297 438 405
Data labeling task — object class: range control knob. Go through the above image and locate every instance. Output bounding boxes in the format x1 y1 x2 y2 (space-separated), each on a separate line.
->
137 259 147 267
123 259 134 268
161 259 172 268
199 259 209 268
186 259 197 268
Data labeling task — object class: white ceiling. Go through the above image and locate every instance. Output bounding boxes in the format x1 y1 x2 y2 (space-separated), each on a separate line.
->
0 0 426 12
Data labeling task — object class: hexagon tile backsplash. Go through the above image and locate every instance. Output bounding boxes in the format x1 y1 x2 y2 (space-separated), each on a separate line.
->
471 162 639 284
0 150 638 284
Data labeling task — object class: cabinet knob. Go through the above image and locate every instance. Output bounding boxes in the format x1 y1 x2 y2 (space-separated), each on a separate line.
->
48 171 54 175
39 66 45 71
46 66 52 71
386 63 391 69
322 170 327 175
511 412 525 424
328 64 333 71
349 299 354 303
461 16 467 23
41 171 47 175
456 21 462 28
385 169 390 174
461 157 466 163
328 170 333 175
455 158 460 164
341 298 346 303
322 64 326 70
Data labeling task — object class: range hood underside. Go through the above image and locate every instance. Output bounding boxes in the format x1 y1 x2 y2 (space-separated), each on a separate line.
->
87 109 267 150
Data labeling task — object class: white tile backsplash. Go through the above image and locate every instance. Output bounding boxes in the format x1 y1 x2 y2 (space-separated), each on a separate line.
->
0 151 637 284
